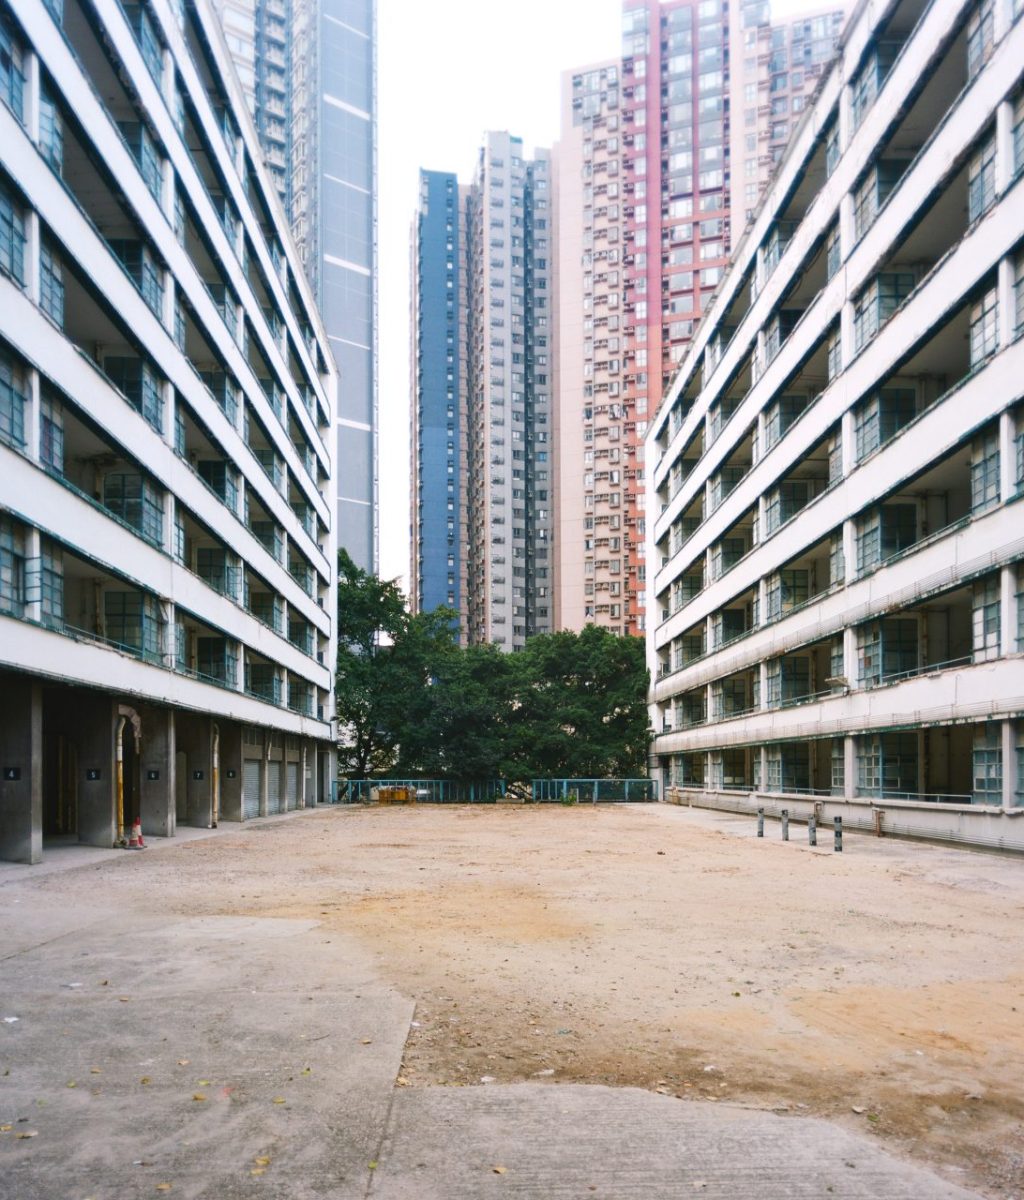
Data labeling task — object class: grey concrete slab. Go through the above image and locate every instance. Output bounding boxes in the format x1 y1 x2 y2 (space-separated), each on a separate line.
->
0 909 413 1200
369 1084 983 1200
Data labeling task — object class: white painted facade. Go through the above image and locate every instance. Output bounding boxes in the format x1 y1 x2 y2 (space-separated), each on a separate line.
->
0 0 337 861
646 0 1024 849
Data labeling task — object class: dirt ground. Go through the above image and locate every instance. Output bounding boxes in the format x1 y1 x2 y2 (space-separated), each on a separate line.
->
27 802 1024 1198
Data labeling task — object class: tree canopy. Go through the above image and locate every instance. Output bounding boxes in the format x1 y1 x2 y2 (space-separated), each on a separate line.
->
335 551 651 782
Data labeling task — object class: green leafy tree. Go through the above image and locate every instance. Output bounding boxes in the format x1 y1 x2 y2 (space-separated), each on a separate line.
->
335 551 650 782
506 626 650 779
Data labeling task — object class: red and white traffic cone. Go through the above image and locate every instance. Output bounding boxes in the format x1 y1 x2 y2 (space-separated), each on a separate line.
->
127 817 146 850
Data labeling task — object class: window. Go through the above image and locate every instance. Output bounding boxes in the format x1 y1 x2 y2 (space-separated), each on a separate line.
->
857 732 918 797
765 569 810 620
853 273 914 351
39 238 64 326
827 330 842 381
1014 91 1024 177
0 514 25 616
825 123 839 176
0 11 25 121
38 84 63 173
0 180 25 284
966 0 994 80
857 618 917 686
40 390 63 471
853 389 916 461
103 472 164 546
37 539 62 626
969 286 999 366
968 134 996 222
853 162 905 241
972 724 1002 804
0 344 26 450
123 3 164 86
764 394 807 449
971 430 1001 512
105 591 163 662
856 503 916 574
117 121 163 202
825 224 841 280
764 480 815 534
103 357 164 430
972 577 1000 660
851 42 900 130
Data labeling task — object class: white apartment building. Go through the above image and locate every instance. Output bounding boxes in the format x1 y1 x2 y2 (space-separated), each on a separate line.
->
647 0 1024 849
0 0 337 864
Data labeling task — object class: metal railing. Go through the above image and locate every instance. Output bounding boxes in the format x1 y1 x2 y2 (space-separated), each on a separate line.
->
345 779 507 804
531 778 658 803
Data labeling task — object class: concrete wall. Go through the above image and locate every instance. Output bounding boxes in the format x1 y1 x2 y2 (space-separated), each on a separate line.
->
139 705 175 839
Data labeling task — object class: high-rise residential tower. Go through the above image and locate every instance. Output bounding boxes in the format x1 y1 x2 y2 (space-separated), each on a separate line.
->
410 170 468 626
553 0 844 637
411 133 554 650
214 0 378 572
0 0 337 863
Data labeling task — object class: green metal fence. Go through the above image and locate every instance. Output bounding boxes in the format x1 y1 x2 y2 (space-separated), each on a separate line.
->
531 778 658 803
345 779 507 804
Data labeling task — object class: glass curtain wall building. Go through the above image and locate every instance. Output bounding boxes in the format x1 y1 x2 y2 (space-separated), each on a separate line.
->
214 0 377 571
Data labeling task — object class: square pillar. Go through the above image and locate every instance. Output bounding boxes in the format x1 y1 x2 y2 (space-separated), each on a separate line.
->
217 722 243 822
140 706 175 838
843 734 857 801
0 677 42 864
77 697 118 847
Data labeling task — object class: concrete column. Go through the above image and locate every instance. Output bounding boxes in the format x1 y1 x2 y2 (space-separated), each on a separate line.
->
140 707 175 838
218 722 243 822
24 528 42 624
24 50 40 143
758 660 769 710
999 564 1016 657
838 192 855 263
843 625 857 686
1004 719 1019 809
843 734 857 801
995 100 1014 195
0 676 42 864
997 256 1015 351
26 367 40 466
842 517 857 582
998 410 1018 502
260 735 270 817
840 300 855 370
759 745 768 792
756 577 767 627
841 408 856 477
24 210 40 305
77 696 117 848
300 742 308 808
993 0 1011 40
837 84 851 156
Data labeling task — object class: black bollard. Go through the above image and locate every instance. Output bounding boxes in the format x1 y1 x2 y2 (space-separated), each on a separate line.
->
808 815 817 847
781 809 789 841
757 807 764 837
834 815 843 853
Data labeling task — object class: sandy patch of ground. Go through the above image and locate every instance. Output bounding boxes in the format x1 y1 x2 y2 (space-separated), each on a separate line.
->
26 803 1024 1197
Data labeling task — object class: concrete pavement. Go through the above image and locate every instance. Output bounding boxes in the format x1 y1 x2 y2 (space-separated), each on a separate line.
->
0 814 985 1199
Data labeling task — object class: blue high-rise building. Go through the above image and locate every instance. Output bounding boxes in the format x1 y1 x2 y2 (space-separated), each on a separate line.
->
411 171 465 626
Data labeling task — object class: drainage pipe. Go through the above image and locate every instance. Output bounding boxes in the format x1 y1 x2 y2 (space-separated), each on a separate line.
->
115 715 127 845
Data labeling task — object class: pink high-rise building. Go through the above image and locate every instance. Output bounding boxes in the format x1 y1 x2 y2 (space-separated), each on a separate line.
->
554 0 845 637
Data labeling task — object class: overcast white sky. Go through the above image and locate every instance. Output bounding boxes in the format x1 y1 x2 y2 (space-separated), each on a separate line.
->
375 0 830 590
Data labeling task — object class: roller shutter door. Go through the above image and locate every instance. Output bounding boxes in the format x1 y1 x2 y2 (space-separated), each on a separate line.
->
242 759 262 820
267 761 283 814
286 762 299 810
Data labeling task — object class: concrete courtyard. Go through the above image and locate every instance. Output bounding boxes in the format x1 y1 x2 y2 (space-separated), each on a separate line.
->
1 803 1020 1198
